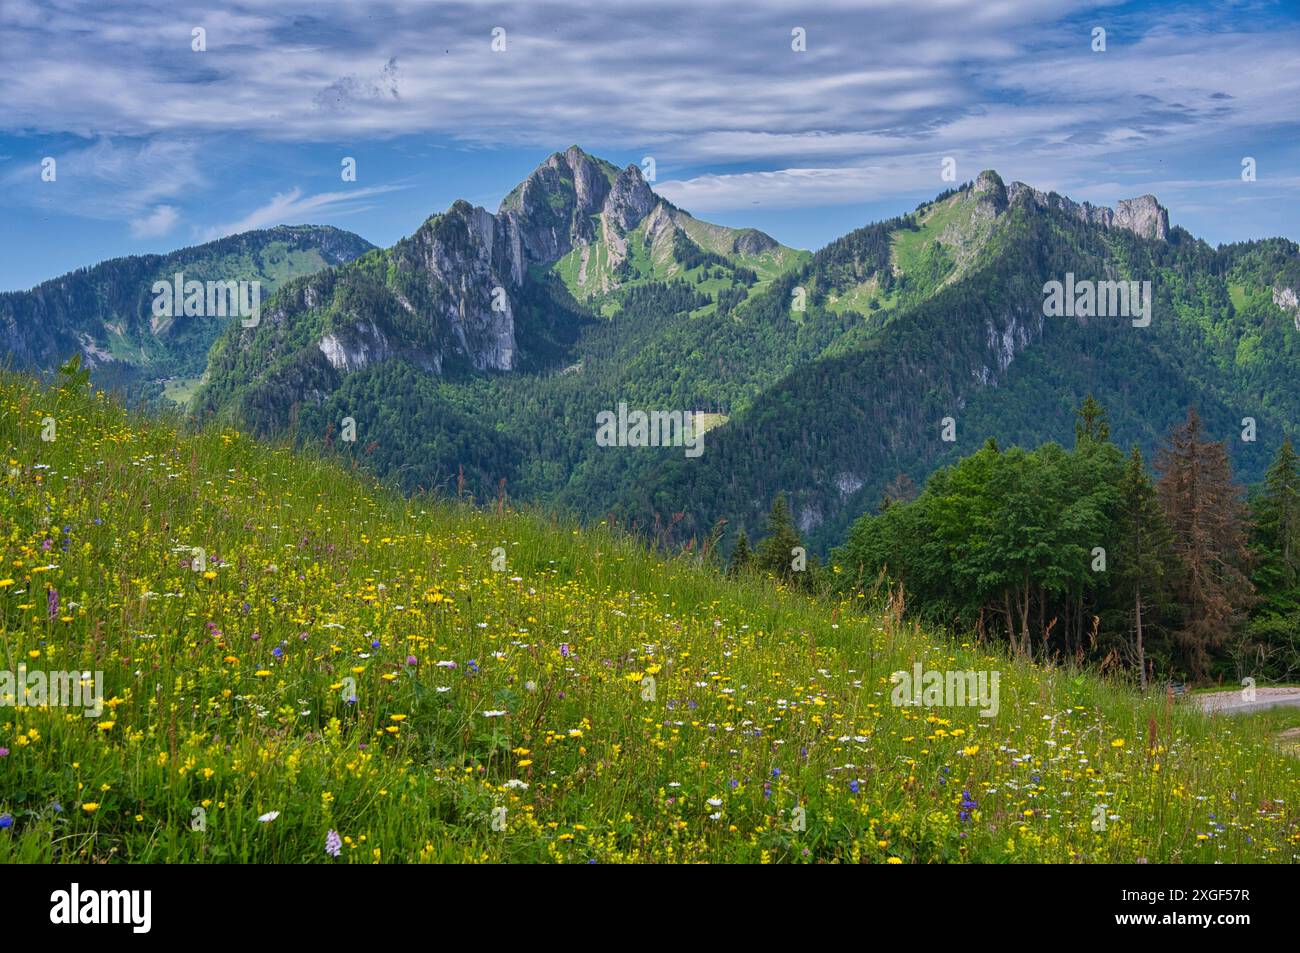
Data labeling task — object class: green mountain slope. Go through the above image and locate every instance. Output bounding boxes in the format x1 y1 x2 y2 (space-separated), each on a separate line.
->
0 226 374 407
94 156 1300 566
607 174 1300 552
195 148 807 436
2 368 1297 863
191 148 810 499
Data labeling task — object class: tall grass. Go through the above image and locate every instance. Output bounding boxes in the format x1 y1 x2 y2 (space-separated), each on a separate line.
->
0 371 1296 862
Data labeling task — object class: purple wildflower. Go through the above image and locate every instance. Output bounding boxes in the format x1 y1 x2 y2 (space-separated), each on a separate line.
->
325 829 342 858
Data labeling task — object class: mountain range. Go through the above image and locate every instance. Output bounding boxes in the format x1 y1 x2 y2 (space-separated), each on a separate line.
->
6 147 1300 554
0 226 374 406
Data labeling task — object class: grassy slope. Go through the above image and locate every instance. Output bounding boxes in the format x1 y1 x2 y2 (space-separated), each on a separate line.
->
550 207 811 315
0 371 1297 863
672 212 809 282
817 189 978 356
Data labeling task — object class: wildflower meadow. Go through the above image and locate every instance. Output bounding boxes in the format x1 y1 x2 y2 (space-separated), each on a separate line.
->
1 372 1297 863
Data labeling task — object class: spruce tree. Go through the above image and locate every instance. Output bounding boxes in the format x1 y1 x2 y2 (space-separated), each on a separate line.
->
755 492 806 586
1074 394 1110 445
1155 408 1254 680
728 530 752 577
1256 437 1300 591
878 472 918 512
1114 446 1173 687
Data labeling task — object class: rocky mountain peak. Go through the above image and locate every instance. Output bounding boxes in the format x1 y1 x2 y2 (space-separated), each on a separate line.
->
606 164 657 231
1005 179 1169 241
495 147 627 270
1112 195 1170 241
731 229 779 256
972 170 1008 215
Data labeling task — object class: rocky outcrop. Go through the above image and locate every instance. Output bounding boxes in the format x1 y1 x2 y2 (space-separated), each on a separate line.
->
973 170 1009 216
497 146 615 267
1274 285 1300 330
983 309 1043 378
732 229 779 256
319 319 392 373
640 203 678 246
1113 196 1169 241
1005 179 1169 241
605 165 657 231
379 199 519 372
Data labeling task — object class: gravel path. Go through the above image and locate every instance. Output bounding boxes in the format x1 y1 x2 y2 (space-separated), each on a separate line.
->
1190 686 1300 715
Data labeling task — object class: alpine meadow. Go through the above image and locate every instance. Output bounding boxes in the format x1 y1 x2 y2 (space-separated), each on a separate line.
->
3 0 1300 905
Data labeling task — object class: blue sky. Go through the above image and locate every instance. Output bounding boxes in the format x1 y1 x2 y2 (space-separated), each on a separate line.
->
1 0 1298 291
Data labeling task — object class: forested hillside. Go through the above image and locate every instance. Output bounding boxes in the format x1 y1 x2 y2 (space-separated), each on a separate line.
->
9 155 1300 590
0 226 374 407
622 176 1300 553
832 396 1300 684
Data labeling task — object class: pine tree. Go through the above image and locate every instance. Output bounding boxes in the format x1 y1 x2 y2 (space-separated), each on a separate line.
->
755 492 806 586
1114 446 1173 688
1155 408 1255 680
878 472 918 512
1074 394 1110 445
727 530 752 577
1256 437 1300 591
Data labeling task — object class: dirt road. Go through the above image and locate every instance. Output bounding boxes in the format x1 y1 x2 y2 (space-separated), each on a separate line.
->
1190 686 1300 715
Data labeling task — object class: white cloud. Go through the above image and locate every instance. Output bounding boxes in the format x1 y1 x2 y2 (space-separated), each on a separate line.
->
129 204 180 238
0 0 1151 153
1 138 204 220
1 0 1298 242
658 166 901 211
199 184 406 240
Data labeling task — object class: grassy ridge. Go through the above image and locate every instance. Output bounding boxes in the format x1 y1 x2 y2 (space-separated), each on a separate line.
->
0 372 1297 863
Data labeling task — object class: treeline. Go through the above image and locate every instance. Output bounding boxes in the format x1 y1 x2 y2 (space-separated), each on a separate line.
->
726 492 821 591
831 397 1300 685
614 280 709 319
672 230 750 279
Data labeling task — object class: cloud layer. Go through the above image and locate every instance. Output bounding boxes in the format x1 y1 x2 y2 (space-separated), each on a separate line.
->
2 0 1298 242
